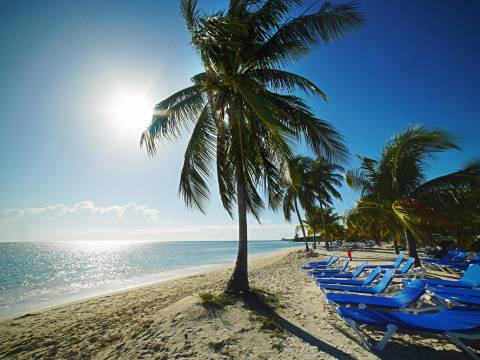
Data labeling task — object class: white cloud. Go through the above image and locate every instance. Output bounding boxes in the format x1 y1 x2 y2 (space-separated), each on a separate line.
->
0 201 293 241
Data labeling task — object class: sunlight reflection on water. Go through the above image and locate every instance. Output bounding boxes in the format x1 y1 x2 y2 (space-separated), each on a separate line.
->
0 240 299 317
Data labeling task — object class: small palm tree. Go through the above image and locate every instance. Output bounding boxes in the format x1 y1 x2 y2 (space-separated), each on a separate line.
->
310 158 343 249
317 207 344 245
141 1 363 293
304 207 323 248
282 156 317 251
346 125 480 266
282 155 344 250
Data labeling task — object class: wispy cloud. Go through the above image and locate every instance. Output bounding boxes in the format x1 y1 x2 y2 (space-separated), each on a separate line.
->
0 201 292 241
1 201 160 223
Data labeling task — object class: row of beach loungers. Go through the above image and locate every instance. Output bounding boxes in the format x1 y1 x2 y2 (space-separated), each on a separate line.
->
302 251 480 359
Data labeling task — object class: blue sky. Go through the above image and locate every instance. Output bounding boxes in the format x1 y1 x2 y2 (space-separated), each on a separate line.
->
1 0 479 241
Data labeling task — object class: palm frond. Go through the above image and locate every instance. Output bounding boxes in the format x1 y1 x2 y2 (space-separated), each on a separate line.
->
381 124 460 195
247 68 327 100
180 0 199 32
266 93 349 162
247 1 364 68
140 85 205 154
216 120 236 217
413 160 480 200
178 105 216 212
345 168 371 194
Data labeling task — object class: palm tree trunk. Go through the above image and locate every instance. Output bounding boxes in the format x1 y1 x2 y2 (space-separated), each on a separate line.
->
393 238 399 255
404 228 421 267
294 198 309 251
313 231 317 249
226 178 249 294
319 202 329 250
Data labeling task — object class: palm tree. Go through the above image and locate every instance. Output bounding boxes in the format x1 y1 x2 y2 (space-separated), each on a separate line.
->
304 206 323 248
282 156 344 250
282 156 317 251
141 1 363 293
310 158 343 249
317 207 344 244
345 201 396 246
346 125 480 266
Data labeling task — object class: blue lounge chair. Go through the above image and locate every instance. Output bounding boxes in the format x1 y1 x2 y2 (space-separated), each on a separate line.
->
314 261 368 279
393 257 415 275
427 285 480 297
326 279 427 309
316 266 382 286
473 253 480 264
432 292 480 307
450 253 480 271
410 264 480 288
365 252 405 269
309 259 350 276
302 256 339 270
304 256 333 267
430 251 469 273
435 250 468 264
421 248 459 263
336 307 480 359
319 269 395 295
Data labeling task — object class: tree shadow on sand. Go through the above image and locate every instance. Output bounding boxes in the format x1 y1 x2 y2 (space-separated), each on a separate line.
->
241 290 358 360
380 341 473 360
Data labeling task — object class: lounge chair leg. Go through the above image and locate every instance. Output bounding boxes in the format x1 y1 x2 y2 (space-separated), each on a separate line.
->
344 318 372 351
445 332 480 360
374 324 397 351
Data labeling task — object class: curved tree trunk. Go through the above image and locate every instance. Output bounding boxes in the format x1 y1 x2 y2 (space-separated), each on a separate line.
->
319 202 329 250
226 178 249 294
404 228 421 267
294 198 309 251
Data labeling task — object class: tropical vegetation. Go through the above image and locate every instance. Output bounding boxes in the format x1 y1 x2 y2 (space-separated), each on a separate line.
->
141 0 363 293
284 156 344 250
345 125 480 266
302 206 345 248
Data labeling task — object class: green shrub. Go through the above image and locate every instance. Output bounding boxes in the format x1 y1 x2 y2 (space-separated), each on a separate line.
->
248 286 279 307
199 292 235 309
249 313 283 334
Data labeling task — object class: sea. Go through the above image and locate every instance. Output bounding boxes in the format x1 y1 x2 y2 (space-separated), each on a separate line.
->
0 240 300 318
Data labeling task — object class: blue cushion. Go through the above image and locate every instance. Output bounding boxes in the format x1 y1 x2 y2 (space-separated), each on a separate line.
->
337 307 480 333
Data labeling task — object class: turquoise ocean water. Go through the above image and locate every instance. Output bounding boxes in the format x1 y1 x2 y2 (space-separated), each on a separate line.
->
0 240 300 318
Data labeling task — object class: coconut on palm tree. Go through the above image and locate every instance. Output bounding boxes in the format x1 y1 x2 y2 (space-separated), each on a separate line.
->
346 125 480 266
141 0 363 293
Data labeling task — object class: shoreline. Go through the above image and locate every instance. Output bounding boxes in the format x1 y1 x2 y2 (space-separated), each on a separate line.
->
1 247 471 360
0 245 303 321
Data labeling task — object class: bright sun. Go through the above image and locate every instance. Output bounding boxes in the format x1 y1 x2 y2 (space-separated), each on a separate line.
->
104 88 154 141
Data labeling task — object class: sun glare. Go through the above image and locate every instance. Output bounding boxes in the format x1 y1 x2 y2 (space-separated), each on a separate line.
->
104 88 154 141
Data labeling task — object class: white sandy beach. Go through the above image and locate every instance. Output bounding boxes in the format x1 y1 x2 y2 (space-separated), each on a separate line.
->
0 247 474 359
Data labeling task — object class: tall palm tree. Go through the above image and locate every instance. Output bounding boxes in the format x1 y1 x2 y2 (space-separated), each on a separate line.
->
346 125 480 266
141 0 363 293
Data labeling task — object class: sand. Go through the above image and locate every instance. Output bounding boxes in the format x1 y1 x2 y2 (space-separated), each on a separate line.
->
0 246 475 359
